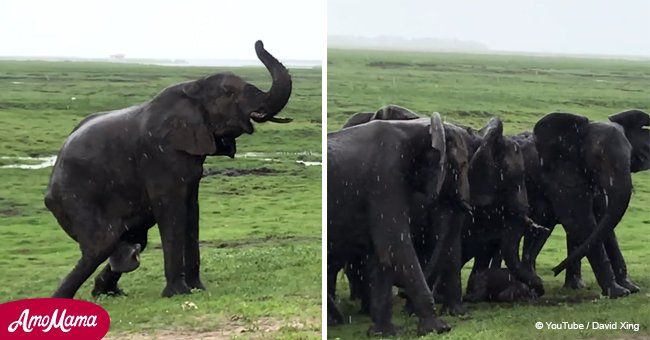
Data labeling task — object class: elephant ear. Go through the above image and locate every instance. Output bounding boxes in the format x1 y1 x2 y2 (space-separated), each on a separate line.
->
533 112 590 169
373 105 420 121
608 109 650 128
157 81 216 155
468 118 504 206
609 109 650 172
429 112 447 196
341 112 374 128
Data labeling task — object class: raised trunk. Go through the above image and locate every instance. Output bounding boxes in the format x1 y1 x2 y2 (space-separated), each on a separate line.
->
250 40 292 122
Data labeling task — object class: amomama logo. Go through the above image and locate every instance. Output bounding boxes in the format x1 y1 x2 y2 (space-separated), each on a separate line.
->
0 298 110 339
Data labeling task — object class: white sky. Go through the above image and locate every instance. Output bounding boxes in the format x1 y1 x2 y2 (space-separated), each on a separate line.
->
0 0 323 60
328 0 650 56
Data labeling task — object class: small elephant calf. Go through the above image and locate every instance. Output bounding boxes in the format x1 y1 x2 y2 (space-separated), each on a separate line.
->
465 268 536 303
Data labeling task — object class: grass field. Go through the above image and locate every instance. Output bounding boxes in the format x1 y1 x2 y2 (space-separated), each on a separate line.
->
0 61 322 338
327 49 650 339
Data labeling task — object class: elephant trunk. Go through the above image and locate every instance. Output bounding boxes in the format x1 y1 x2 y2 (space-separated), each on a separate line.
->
250 40 293 123
552 175 632 276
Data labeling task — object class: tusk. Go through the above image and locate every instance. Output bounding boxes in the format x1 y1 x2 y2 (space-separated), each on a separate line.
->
268 117 293 123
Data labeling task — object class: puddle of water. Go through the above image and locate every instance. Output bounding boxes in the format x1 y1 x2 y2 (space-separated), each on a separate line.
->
0 152 321 169
296 160 321 166
1 156 57 169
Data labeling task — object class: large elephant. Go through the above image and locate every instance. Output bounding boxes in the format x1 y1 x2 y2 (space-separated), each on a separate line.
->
328 113 451 336
518 109 649 297
340 106 472 316
44 40 293 299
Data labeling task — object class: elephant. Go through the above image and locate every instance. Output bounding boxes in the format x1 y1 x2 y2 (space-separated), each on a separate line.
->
517 109 649 298
339 108 542 314
328 113 452 336
341 104 420 128
339 106 472 316
454 117 544 301
464 268 535 303
44 40 293 299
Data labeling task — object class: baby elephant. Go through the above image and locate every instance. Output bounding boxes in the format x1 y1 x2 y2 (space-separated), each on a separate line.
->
465 268 536 303
108 242 142 273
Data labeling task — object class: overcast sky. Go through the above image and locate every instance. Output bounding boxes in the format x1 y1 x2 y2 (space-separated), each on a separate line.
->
329 0 650 56
0 0 323 60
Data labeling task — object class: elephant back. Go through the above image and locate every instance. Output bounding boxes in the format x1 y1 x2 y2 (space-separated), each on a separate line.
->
533 112 590 168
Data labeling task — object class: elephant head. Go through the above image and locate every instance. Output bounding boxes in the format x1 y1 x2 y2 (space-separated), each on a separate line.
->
468 117 529 216
608 109 650 173
441 123 471 211
533 112 634 275
342 104 420 128
148 40 292 157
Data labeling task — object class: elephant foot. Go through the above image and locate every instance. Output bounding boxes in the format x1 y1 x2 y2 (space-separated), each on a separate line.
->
91 284 126 298
602 283 630 299
367 323 397 337
441 303 467 316
161 280 192 297
563 277 586 290
616 277 640 293
186 278 206 291
417 315 451 336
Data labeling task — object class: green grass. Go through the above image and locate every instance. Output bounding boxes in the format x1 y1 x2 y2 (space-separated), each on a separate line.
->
0 61 322 338
327 49 650 339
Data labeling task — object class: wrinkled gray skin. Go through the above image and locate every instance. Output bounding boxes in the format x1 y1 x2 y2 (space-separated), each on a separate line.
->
518 110 649 298
340 106 471 317
464 268 535 303
328 114 451 336
341 105 420 128
45 41 293 299
458 118 544 301
340 109 541 315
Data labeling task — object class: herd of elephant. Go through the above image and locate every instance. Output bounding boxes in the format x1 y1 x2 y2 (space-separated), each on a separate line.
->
327 105 649 336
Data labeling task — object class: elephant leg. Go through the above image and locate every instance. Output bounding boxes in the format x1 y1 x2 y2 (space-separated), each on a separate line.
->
367 254 396 337
184 180 205 290
345 254 363 300
52 207 122 299
369 198 450 336
92 227 149 297
554 200 629 298
151 197 191 298
328 293 345 326
522 225 553 274
501 217 544 296
603 231 639 293
563 235 586 289
436 208 465 316
465 247 493 301
327 254 344 300
439 230 465 316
